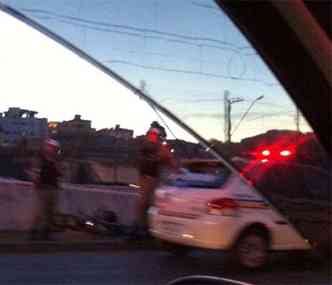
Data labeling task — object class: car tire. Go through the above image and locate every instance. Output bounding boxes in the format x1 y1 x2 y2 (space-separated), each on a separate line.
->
233 229 269 269
159 240 191 256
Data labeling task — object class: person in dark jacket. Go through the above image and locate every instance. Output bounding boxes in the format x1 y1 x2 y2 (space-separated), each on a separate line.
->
134 124 175 237
30 138 61 240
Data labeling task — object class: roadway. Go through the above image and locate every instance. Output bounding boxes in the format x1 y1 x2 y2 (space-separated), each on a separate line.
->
0 246 330 285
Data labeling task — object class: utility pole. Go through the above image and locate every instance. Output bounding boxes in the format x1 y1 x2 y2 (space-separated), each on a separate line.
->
224 90 243 143
224 90 230 143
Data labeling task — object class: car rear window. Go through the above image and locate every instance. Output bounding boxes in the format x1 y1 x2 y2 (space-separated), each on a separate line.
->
165 163 231 189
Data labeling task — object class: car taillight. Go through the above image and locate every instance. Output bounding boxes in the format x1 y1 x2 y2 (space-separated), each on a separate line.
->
253 144 296 162
207 198 238 216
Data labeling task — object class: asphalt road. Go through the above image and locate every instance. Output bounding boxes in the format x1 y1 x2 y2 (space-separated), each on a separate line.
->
0 248 330 285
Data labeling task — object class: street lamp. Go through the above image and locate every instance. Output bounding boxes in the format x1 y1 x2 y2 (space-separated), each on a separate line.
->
231 95 264 137
224 90 244 143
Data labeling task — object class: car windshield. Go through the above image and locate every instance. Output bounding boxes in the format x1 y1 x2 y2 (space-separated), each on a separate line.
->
0 1 330 285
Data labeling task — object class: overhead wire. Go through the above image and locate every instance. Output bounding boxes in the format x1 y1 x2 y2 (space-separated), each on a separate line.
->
191 1 221 11
241 99 289 109
149 103 178 140
226 49 247 78
105 59 281 86
107 46 235 67
245 111 294 122
32 14 242 54
22 8 250 49
140 86 178 140
26 10 280 85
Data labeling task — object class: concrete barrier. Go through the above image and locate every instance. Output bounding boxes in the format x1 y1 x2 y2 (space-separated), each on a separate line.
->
74 161 139 185
59 183 139 225
0 178 140 231
0 178 37 231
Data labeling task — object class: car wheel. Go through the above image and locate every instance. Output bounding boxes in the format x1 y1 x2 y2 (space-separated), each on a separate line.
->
234 230 269 269
159 240 191 256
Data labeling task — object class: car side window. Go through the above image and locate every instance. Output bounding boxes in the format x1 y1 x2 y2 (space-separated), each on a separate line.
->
0 0 330 259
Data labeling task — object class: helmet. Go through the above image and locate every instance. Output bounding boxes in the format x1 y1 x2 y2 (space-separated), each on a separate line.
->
42 138 61 160
149 121 167 139
147 127 161 143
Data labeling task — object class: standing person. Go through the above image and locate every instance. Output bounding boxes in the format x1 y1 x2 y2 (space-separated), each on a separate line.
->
30 138 61 240
134 123 175 238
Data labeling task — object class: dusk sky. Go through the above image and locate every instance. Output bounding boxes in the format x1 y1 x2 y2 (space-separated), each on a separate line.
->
0 0 311 142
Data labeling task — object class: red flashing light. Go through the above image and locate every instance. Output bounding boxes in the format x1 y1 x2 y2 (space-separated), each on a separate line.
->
261 150 270 156
280 150 291 157
253 144 295 162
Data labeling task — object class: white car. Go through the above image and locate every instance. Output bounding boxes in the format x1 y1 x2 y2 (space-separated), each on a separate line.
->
149 160 310 269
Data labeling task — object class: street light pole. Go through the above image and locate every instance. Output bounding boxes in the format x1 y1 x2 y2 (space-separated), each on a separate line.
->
231 95 264 138
224 90 244 143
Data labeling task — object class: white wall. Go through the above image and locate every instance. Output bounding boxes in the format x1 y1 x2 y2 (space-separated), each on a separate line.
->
0 178 139 231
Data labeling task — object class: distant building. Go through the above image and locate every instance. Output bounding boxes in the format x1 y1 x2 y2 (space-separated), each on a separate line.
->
0 107 48 144
96 124 133 140
0 132 7 146
54 115 95 137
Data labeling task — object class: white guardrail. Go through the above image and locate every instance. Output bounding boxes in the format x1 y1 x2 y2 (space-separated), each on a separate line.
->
0 178 140 231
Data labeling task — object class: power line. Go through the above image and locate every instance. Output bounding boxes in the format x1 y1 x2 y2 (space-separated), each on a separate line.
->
27 5 257 55
21 7 281 86
226 50 247 78
181 113 221 120
178 110 294 121
22 8 250 49
34 15 244 54
105 59 281 86
23 9 283 87
151 105 178 140
241 99 288 109
191 2 220 11
156 88 250 99
21 6 260 58
140 80 178 140
57 18 149 39
54 19 260 80
30 12 261 79
108 46 236 68
106 59 233 80
172 98 226 103
245 111 294 122
34 16 245 57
